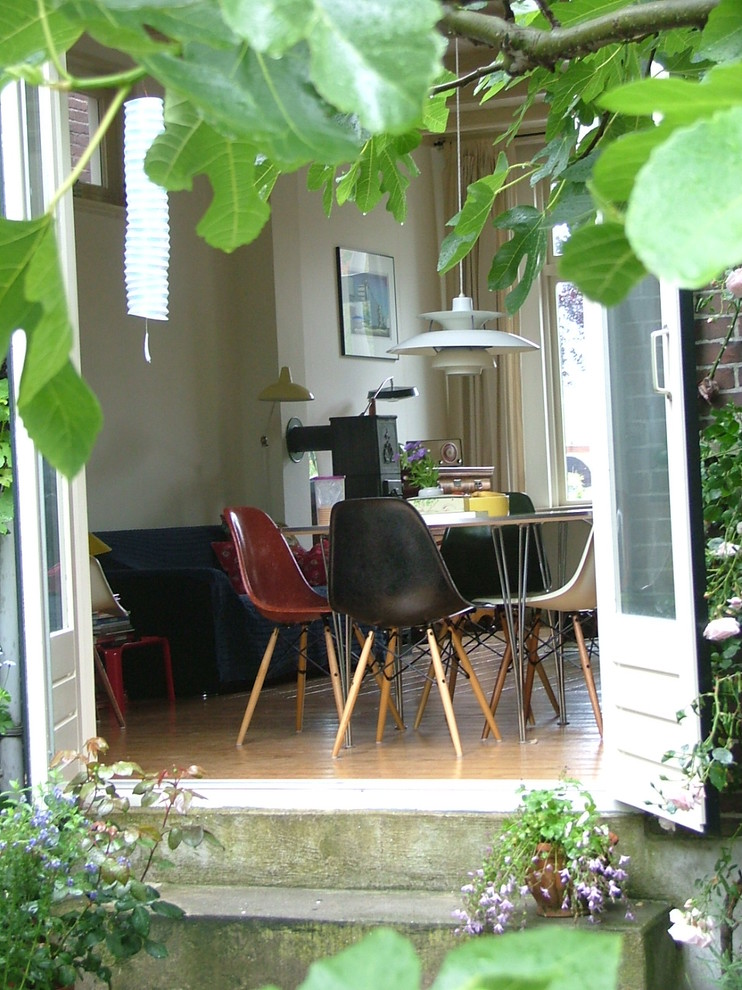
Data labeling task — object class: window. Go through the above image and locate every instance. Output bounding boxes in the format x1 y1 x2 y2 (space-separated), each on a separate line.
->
67 85 123 206
545 225 594 503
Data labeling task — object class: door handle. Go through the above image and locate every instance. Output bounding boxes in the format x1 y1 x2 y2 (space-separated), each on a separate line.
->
650 327 671 398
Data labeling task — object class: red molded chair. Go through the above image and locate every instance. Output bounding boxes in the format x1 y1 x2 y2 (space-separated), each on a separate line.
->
223 506 344 745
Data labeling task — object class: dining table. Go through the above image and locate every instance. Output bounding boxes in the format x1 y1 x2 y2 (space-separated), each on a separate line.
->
282 503 593 745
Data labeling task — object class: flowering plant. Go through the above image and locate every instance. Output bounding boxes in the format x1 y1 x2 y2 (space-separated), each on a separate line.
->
656 403 742 813
0 647 15 736
454 782 631 936
697 266 742 404
0 737 218 989
659 294 742 985
397 441 439 491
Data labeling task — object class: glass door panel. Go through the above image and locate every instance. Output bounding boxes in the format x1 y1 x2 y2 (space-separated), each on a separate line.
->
605 278 675 618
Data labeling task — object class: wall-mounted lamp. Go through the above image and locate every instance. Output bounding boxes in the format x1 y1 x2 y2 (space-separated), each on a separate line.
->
258 366 314 402
362 376 419 415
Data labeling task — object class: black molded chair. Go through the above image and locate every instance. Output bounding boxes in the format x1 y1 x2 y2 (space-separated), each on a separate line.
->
437 492 558 735
328 497 501 758
224 506 344 745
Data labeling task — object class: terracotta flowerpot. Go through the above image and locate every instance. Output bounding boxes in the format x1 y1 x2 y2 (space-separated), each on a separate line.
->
526 843 573 917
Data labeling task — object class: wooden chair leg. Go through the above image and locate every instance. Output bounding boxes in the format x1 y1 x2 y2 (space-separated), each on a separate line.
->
572 614 603 736
523 616 562 722
323 619 345 722
523 658 537 725
413 623 459 730
444 624 460 700
94 648 126 727
482 638 512 739
426 627 462 757
376 630 398 743
413 659 435 730
296 625 308 733
367 632 406 732
535 660 561 715
332 631 375 758
449 627 502 742
236 627 279 746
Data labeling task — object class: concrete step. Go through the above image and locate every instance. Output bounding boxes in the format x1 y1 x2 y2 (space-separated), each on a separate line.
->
142 807 651 892
104 885 679 990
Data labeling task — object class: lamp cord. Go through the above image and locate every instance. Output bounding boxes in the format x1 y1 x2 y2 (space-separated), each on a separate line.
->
455 37 464 299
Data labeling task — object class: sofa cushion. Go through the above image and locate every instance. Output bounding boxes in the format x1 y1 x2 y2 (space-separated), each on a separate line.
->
296 539 328 587
211 541 247 595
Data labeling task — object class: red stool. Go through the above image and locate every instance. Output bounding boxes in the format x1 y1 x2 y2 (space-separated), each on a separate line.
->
96 635 175 715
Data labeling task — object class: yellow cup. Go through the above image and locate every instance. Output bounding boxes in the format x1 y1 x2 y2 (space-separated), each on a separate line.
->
465 492 509 516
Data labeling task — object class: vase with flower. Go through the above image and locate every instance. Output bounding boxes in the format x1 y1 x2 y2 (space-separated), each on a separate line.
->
397 441 441 497
454 781 632 936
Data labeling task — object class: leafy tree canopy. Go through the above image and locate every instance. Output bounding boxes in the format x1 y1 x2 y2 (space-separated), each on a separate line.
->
0 0 734 475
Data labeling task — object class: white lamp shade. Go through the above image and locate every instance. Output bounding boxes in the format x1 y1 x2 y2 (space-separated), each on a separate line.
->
431 350 496 375
389 328 538 355
124 97 169 321
389 295 538 373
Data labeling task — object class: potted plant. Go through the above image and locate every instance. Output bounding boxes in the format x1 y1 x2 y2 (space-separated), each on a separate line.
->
0 737 220 989
454 781 632 936
397 441 441 497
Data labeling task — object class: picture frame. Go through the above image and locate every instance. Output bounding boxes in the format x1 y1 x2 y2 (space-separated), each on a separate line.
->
336 247 398 360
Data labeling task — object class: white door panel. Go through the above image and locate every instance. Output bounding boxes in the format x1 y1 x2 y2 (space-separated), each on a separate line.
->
3 78 94 781
590 277 707 832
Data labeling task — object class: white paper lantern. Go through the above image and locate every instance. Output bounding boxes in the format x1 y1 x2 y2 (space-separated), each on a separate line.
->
123 97 169 323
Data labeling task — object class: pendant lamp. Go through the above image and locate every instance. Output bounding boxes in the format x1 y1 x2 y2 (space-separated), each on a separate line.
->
123 97 169 358
390 41 538 374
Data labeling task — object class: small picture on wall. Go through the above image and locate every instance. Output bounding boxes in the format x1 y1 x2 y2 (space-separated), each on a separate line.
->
336 247 398 360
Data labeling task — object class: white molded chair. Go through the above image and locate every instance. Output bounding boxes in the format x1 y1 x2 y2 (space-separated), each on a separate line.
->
524 528 603 735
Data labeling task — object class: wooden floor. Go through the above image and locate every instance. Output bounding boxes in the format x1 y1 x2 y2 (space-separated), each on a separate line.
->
98 634 604 788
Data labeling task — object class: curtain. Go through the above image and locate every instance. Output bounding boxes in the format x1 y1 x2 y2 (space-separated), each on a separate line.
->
441 137 526 493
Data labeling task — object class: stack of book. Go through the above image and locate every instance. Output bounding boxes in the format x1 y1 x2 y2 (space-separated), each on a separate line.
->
93 609 134 645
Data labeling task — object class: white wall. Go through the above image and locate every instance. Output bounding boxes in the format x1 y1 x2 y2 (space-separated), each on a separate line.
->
270 149 450 526
77 148 450 530
77 175 279 530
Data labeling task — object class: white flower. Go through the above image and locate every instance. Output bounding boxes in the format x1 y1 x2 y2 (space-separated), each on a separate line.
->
713 541 739 557
726 268 742 299
703 617 741 641
668 907 714 948
728 596 742 611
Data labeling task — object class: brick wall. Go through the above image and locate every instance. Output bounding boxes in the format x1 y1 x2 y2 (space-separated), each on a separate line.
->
694 287 742 421
68 91 94 184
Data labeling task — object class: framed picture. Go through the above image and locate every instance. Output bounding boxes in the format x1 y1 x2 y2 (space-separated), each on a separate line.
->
336 247 398 360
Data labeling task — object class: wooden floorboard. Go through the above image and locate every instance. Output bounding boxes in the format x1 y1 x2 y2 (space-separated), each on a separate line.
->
98 634 604 787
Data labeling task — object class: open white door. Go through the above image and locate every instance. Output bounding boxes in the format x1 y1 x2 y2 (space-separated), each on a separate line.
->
591 277 709 832
2 80 95 783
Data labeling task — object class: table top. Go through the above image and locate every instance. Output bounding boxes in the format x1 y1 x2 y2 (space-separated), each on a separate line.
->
283 504 592 537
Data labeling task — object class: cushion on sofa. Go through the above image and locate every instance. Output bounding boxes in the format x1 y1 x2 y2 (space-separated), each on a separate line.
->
211 541 247 595
213 534 329 589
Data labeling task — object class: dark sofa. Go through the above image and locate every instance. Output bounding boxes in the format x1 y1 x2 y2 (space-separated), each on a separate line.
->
96 525 329 698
